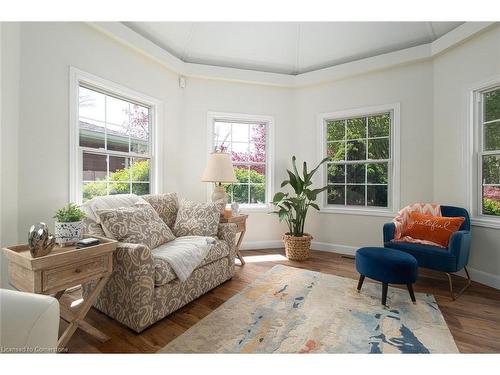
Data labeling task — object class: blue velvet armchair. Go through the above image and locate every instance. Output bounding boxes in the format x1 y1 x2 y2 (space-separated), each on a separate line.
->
383 205 472 300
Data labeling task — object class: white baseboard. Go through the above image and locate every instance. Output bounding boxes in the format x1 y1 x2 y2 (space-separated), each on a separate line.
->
239 240 283 250
239 240 357 254
241 240 500 290
310 241 357 256
456 267 500 290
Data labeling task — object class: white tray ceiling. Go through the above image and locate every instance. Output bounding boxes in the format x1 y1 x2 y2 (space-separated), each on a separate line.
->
123 22 463 75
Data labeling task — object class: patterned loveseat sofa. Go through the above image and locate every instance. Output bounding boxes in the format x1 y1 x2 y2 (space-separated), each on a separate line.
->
81 193 237 333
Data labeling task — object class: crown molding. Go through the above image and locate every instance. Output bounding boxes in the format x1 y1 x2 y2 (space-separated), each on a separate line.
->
89 21 185 74
294 44 432 88
88 21 498 88
184 61 294 87
431 21 496 56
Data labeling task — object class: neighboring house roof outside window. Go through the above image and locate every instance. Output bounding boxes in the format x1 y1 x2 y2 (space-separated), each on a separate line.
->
79 120 148 150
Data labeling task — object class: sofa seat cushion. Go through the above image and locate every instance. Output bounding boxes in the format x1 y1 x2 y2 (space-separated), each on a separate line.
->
153 258 177 286
202 239 230 265
153 239 230 286
384 241 457 272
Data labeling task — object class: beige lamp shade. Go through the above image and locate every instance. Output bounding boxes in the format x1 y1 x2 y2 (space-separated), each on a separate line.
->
201 152 237 183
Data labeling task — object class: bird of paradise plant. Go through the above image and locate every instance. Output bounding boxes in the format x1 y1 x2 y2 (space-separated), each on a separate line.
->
271 156 329 237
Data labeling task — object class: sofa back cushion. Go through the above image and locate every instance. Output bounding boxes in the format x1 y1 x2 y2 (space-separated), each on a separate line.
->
173 200 224 237
404 212 465 248
97 204 176 249
142 193 178 228
81 216 106 237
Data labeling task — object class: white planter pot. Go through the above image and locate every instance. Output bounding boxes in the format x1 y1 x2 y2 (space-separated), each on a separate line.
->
54 221 82 247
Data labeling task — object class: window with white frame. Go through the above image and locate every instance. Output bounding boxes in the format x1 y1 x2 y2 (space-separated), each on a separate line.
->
209 113 273 206
74 78 156 203
320 105 399 212
476 86 500 218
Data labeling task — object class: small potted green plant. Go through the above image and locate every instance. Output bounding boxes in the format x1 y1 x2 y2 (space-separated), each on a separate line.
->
271 156 329 260
53 203 86 247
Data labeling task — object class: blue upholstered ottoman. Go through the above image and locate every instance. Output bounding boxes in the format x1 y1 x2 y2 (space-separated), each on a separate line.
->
355 247 418 306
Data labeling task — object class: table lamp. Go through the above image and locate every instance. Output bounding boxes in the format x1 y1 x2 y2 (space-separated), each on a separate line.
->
201 152 237 208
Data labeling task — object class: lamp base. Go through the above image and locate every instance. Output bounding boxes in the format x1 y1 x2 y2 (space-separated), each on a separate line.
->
212 185 228 212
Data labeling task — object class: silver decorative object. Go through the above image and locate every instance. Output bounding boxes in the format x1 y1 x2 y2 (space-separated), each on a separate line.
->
231 202 240 216
28 222 56 258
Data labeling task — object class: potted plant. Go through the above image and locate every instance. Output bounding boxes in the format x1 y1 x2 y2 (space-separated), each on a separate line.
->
53 203 86 247
271 156 329 260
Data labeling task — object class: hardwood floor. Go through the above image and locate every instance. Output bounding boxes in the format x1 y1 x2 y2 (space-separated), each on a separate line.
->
64 249 500 353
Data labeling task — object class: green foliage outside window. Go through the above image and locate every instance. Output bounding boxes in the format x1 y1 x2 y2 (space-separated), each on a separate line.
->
484 89 500 122
233 167 265 184
82 160 150 202
109 159 150 182
482 88 500 216
483 198 500 216
325 114 390 207
223 167 265 204
82 182 107 202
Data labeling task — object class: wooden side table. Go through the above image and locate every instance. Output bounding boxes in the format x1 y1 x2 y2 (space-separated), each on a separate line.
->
2 235 117 350
220 214 248 265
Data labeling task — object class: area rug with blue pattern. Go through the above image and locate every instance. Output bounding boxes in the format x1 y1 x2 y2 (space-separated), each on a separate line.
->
159 264 458 353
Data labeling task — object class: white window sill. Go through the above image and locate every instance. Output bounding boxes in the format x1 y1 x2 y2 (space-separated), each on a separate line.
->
471 217 500 229
238 204 272 214
319 206 397 218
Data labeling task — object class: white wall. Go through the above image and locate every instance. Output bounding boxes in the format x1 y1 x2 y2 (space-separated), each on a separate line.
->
10 22 292 249
433 25 500 278
294 62 435 248
1 23 21 289
16 22 182 242
1 22 499 289
180 78 292 241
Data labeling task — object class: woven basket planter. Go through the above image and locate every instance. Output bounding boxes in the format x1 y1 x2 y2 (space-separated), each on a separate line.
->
283 233 313 261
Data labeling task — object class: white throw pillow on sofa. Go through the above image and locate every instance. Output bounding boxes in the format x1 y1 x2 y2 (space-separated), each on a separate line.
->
81 194 147 223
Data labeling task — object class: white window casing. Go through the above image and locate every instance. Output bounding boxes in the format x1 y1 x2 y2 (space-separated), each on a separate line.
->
69 67 163 204
468 76 500 229
317 103 400 217
206 112 274 212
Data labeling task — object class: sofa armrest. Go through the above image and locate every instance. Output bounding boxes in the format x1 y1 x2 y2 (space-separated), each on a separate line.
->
383 222 396 243
114 241 155 278
82 242 155 332
0 289 59 353
448 230 471 271
217 223 237 259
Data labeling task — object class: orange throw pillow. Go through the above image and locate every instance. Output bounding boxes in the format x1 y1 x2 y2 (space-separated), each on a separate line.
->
404 212 465 248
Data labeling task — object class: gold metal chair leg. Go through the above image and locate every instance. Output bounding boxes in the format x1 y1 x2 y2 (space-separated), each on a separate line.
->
445 266 472 301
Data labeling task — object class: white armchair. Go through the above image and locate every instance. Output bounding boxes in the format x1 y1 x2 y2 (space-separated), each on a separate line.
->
0 289 60 353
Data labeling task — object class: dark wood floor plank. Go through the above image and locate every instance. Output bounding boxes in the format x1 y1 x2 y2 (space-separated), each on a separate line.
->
65 248 500 353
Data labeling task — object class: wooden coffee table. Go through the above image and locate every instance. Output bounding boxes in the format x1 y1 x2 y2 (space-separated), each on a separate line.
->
2 235 117 350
